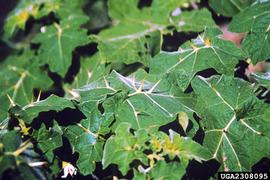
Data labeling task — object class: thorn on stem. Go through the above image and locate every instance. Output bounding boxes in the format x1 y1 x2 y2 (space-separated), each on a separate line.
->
36 90 42 102
7 94 15 107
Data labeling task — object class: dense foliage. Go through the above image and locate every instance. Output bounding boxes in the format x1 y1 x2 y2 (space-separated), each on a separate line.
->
0 0 270 179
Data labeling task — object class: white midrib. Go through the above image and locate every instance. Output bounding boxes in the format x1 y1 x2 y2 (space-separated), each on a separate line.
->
107 23 165 42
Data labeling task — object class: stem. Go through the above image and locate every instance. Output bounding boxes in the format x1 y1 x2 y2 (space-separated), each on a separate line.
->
13 140 32 156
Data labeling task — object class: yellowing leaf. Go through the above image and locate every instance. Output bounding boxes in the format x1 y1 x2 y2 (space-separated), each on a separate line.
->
178 112 189 132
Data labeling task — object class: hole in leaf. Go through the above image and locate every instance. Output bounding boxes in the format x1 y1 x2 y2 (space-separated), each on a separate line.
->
118 62 144 76
98 103 105 114
234 60 249 81
76 43 98 57
48 69 65 97
138 51 143 57
192 128 205 145
64 51 81 84
159 119 186 136
144 67 150 73
55 108 86 127
184 84 193 93
196 68 219 78
129 159 143 170
193 112 201 122
31 110 56 129
162 31 198 52
198 0 231 25
144 43 148 49
186 116 194 133
137 0 153 9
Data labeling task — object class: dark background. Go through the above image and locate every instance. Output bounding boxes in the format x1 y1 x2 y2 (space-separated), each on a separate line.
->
0 0 269 179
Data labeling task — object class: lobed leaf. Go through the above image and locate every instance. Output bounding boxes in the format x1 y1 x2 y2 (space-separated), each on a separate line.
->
32 121 63 161
192 75 270 171
209 0 255 17
33 21 88 77
93 0 215 65
67 53 111 91
103 122 211 176
0 51 53 122
74 70 195 130
3 0 60 37
229 1 270 63
149 27 245 90
63 118 103 175
9 95 75 124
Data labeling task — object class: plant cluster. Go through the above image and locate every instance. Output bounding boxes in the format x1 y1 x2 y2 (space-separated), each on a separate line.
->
0 0 270 179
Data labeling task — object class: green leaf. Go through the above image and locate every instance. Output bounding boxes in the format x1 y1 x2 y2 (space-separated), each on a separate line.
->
0 130 21 152
209 0 255 17
108 0 186 23
102 123 149 175
56 0 88 21
67 53 111 91
75 70 195 130
103 123 210 176
93 28 161 65
32 121 63 161
33 21 88 77
0 51 53 122
4 0 88 38
93 0 213 65
134 161 188 180
229 1 270 63
149 27 245 90
66 99 115 175
63 118 103 175
150 161 188 180
12 95 75 124
3 0 60 37
31 0 89 77
73 74 118 103
192 75 270 171
109 70 195 129
171 8 216 32
151 130 211 161
3 0 270 177
84 0 111 31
